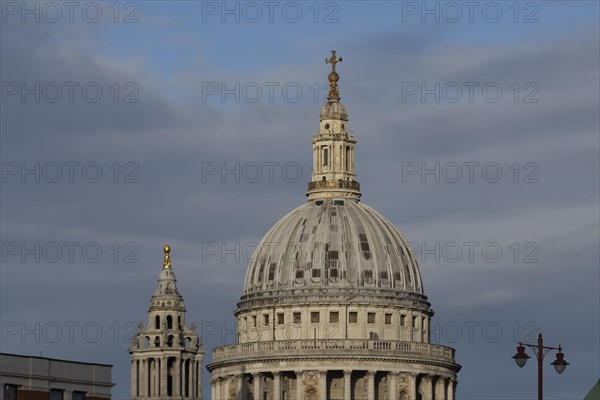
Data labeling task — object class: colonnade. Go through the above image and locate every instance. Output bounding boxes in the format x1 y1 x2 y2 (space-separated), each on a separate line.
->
210 369 456 400
131 357 201 399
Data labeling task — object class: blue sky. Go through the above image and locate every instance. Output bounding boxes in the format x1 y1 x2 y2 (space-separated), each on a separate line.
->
1 1 599 399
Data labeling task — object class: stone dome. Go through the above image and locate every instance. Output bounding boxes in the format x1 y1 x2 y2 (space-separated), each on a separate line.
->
242 198 424 301
320 100 348 121
152 268 181 297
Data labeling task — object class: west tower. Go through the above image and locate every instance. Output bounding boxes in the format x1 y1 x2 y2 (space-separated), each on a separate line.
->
130 245 204 399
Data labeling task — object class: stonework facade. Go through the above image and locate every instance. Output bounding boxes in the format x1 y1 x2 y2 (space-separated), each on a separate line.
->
206 52 460 400
129 245 204 400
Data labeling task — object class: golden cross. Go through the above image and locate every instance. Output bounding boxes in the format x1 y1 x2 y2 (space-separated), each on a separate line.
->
325 50 342 72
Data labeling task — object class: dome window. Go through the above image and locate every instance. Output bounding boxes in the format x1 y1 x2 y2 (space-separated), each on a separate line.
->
324 123 330 129
257 261 266 282
385 313 393 325
367 312 376 324
326 250 339 269
267 263 276 281
277 313 285 325
310 312 320 323
329 268 339 280
329 311 339 323
312 269 321 278
345 146 350 170
293 312 302 324
348 312 358 323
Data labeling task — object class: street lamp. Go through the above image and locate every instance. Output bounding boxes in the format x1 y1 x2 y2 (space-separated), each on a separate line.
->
550 345 569 374
512 332 569 400
512 343 530 368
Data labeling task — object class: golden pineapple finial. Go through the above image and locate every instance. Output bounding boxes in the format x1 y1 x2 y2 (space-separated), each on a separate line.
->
163 244 171 269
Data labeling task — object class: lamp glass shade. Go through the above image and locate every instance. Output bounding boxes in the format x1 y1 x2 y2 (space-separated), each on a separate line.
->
514 354 528 368
551 351 569 374
553 363 567 374
512 345 530 368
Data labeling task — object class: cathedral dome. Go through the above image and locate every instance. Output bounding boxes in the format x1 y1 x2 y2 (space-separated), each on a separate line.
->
241 198 424 302
208 53 460 397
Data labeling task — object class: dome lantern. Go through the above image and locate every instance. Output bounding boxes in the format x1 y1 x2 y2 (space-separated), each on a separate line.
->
308 50 361 201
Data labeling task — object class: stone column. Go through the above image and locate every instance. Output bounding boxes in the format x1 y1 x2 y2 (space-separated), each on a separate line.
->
238 373 245 400
408 373 417 400
174 359 181 397
140 359 147 398
273 372 281 400
64 390 73 400
367 371 376 400
189 360 195 398
211 377 217 400
161 357 167 397
319 370 327 400
389 372 398 400
447 377 455 400
199 360 203 398
295 370 304 400
253 373 261 400
217 376 223 400
131 359 137 399
224 376 231 400
420 375 432 400
435 376 445 400
343 370 352 400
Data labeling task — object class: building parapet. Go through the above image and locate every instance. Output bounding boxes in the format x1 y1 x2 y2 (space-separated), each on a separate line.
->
209 339 455 367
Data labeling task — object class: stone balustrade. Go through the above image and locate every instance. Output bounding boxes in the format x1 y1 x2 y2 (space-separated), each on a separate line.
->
210 339 455 365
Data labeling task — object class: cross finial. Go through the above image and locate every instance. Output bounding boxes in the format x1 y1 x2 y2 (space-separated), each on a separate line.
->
325 50 343 101
325 50 342 72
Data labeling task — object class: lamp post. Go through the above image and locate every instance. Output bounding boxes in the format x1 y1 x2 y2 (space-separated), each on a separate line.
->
512 332 569 400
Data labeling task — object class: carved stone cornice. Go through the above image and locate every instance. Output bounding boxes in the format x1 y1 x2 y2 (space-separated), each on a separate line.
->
207 354 460 373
